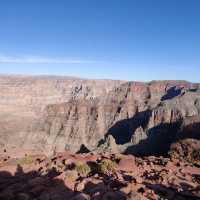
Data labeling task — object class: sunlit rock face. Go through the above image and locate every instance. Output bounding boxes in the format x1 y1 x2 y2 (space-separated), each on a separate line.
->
0 75 124 152
0 75 200 155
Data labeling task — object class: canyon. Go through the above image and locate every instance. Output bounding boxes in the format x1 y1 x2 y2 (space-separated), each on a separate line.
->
0 75 199 200
0 75 199 156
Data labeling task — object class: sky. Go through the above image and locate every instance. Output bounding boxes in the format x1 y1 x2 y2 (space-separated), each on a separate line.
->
0 0 200 82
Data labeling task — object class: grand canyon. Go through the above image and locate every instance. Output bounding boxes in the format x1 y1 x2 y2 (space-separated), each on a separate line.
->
0 75 199 200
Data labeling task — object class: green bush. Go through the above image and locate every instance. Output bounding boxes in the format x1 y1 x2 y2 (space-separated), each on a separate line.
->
115 154 123 163
17 155 33 165
75 163 91 177
98 159 117 175
57 162 65 170
64 170 78 181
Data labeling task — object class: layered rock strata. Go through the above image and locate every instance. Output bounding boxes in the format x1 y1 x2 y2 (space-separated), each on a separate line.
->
0 75 200 156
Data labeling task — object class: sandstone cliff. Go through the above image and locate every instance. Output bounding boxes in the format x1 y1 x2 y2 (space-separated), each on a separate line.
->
43 80 200 155
0 75 199 156
0 75 124 150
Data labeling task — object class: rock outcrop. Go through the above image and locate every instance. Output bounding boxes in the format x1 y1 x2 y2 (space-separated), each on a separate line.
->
131 126 147 145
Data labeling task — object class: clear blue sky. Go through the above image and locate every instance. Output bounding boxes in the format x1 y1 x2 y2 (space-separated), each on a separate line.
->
0 0 199 81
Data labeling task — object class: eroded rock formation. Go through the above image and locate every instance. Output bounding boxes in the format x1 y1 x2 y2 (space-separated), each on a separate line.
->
0 75 200 156
43 80 200 155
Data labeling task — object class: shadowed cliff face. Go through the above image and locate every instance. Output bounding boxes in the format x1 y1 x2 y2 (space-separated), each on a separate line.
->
0 75 200 156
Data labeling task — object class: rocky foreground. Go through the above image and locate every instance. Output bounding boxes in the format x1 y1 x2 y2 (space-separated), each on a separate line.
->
0 148 199 200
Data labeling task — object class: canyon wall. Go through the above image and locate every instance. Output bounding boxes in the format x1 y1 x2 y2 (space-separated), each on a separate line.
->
0 75 124 150
0 75 200 155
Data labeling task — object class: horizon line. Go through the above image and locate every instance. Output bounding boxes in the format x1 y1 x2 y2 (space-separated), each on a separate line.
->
0 55 96 64
0 73 195 84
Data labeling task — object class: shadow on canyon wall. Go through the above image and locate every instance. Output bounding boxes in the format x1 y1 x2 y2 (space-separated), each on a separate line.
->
124 122 182 156
106 109 152 145
179 122 200 140
77 144 91 154
106 108 200 156
161 86 183 101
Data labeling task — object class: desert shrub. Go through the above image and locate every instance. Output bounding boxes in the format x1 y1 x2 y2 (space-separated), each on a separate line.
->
46 162 52 171
98 159 117 175
57 162 65 170
75 163 91 177
17 155 33 165
115 154 123 163
44 158 53 171
64 170 78 181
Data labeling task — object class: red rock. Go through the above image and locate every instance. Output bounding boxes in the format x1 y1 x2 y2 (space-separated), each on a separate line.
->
118 156 137 172
74 180 86 192
0 150 199 200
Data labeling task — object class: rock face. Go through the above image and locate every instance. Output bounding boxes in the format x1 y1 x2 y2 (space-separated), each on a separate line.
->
0 75 200 155
0 75 124 152
43 80 200 155
131 126 147 145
